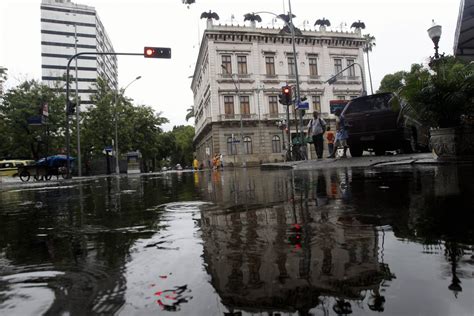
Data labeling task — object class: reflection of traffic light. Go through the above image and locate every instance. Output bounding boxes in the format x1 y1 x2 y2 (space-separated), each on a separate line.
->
288 223 302 250
144 47 172 59
279 85 292 105
67 100 76 115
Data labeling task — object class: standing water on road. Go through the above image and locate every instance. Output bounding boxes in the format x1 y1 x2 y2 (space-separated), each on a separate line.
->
0 166 473 315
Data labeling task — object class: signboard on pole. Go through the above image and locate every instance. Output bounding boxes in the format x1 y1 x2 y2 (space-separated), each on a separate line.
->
296 101 309 110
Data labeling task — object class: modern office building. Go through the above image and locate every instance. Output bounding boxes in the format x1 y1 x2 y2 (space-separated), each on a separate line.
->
191 18 366 166
41 0 118 106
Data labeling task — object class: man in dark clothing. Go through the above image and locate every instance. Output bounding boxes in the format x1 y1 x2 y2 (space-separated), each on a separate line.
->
307 111 327 159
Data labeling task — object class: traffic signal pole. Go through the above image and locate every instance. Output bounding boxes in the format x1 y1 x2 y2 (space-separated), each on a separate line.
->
65 52 144 179
288 0 306 159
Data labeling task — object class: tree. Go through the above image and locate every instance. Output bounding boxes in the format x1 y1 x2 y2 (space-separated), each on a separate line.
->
185 105 194 121
363 34 376 94
377 71 408 93
0 80 66 160
400 57 474 128
82 77 169 173
170 125 195 166
81 77 116 173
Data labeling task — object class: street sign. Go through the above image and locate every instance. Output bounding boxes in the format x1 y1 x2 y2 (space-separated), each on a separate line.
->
329 100 348 114
27 116 44 126
296 101 309 110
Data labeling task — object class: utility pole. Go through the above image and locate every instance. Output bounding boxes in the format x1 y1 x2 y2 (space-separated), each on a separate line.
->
74 24 82 177
287 0 305 158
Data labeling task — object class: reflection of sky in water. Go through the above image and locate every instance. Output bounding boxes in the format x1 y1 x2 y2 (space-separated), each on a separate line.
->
0 166 472 315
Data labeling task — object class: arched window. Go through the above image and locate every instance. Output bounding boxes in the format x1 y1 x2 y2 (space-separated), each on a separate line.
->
243 136 252 154
227 137 237 155
272 135 281 153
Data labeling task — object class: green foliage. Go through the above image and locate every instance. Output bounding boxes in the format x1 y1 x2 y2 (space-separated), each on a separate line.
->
82 77 169 170
377 71 408 93
156 125 195 167
1 76 176 172
400 56 474 128
0 80 66 159
171 125 195 166
363 34 376 53
185 105 194 121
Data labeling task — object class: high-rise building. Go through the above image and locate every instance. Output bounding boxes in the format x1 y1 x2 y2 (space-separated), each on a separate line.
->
40 0 118 106
191 19 366 166
0 66 7 97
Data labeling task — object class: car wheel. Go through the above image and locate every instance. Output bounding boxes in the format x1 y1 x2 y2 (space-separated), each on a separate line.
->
19 171 30 182
349 145 363 157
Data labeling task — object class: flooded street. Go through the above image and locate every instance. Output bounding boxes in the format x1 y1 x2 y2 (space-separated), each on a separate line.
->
0 166 473 315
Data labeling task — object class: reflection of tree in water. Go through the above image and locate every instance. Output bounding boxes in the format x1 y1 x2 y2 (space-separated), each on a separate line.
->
0 174 184 314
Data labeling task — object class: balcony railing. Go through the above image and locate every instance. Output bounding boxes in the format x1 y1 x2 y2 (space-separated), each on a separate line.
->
218 113 259 121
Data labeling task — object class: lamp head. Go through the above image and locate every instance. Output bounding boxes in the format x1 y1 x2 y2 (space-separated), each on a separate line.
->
427 20 442 44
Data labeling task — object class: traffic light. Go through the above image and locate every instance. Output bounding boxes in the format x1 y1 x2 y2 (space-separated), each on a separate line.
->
143 47 171 59
67 100 76 115
279 85 292 105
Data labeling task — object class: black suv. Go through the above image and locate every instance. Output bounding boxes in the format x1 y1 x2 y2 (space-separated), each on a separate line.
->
342 92 430 157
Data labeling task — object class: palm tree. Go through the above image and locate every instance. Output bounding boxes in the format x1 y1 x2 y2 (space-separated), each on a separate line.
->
363 34 376 94
185 105 194 121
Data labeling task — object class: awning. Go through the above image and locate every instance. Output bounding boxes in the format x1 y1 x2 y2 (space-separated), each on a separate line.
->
454 0 474 61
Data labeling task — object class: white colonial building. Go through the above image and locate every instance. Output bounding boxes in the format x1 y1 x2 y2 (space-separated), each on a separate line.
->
41 0 118 106
191 19 367 166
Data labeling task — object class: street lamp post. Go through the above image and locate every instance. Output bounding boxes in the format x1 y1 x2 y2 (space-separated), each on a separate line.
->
325 62 367 96
114 75 141 175
427 20 442 59
221 65 246 167
250 0 305 159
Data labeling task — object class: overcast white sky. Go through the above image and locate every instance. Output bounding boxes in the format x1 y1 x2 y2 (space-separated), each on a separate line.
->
1 0 459 131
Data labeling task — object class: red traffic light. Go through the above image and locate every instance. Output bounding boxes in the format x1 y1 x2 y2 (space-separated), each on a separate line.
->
283 87 290 95
143 47 171 59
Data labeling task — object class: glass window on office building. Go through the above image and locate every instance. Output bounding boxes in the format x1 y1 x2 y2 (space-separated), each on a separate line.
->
237 55 247 75
224 96 234 118
309 57 318 76
338 96 346 100
265 56 275 75
244 136 253 154
347 59 355 77
272 135 281 153
269 96 279 117
227 137 237 155
240 96 250 118
312 95 321 112
334 58 342 77
222 55 232 74
288 57 296 76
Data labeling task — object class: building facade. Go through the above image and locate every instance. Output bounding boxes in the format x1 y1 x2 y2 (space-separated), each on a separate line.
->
191 20 366 166
41 0 118 106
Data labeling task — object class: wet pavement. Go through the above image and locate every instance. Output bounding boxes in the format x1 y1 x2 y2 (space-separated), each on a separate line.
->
0 166 473 315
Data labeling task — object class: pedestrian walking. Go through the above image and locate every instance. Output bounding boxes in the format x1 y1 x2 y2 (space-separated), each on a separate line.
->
325 126 335 157
193 157 199 170
307 111 327 159
329 109 348 158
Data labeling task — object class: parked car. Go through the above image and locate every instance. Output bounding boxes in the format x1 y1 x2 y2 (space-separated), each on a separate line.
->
0 160 35 177
342 92 430 157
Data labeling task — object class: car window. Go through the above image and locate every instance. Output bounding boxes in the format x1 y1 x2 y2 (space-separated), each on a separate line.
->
344 94 393 114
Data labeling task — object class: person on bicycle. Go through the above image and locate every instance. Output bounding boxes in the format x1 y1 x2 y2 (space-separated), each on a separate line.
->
307 111 327 159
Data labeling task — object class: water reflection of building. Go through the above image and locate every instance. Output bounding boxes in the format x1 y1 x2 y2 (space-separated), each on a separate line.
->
199 169 390 314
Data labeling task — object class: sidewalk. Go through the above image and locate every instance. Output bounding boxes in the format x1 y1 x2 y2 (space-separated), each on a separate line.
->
261 152 446 171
